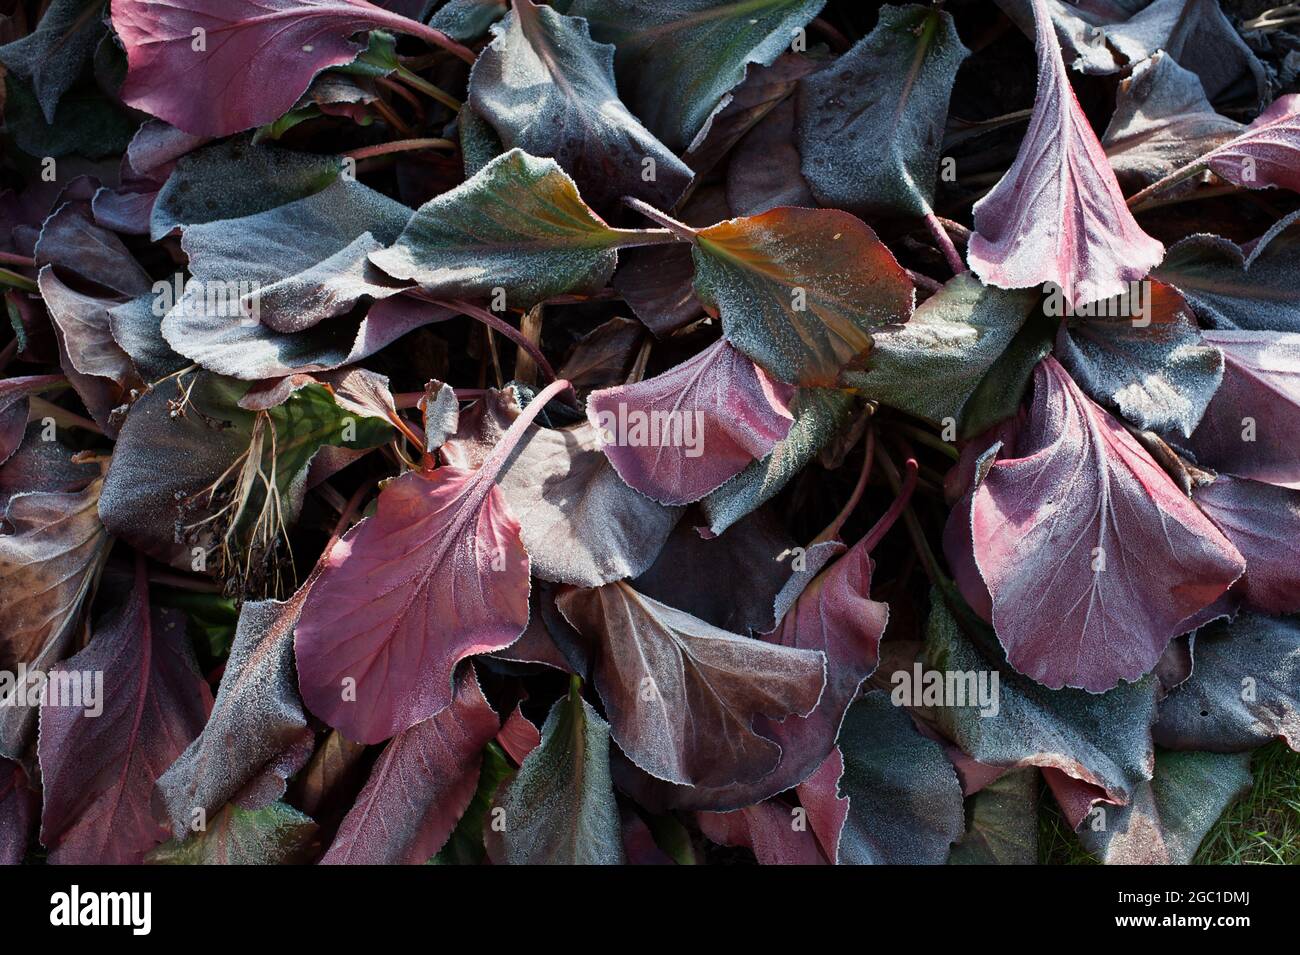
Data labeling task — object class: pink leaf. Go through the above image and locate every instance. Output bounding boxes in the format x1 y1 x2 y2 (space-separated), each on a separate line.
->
295 379 571 742
963 356 1244 691
967 0 1163 306
587 339 794 505
1187 331 1300 489
496 703 541 765
111 0 470 137
1204 95 1300 194
320 667 499 864
696 799 828 865
37 561 213 864
0 759 37 865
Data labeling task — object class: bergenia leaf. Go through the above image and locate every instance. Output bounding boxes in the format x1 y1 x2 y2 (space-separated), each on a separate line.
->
1077 749 1252 865
156 584 319 840
948 767 1039 866
0 375 65 468
165 178 413 337
1154 215 1300 334
468 0 692 216
1193 477 1300 615
568 0 826 151
150 137 340 239
37 561 213 864
1154 613 1300 753
697 798 828 865
836 691 965 865
111 0 471 137
587 338 795 505
100 372 391 579
0 0 105 123
1186 331 1300 489
0 478 112 758
146 802 318 865
967 0 1164 307
796 4 969 217
491 679 624 865
1101 51 1243 192
847 272 1040 429
444 386 682 587
0 758 38 865
295 379 570 743
321 667 500 864
692 207 914 386
923 591 1159 814
369 149 625 307
1197 95 1300 195
555 580 826 788
1054 280 1224 438
700 387 856 536
957 356 1245 691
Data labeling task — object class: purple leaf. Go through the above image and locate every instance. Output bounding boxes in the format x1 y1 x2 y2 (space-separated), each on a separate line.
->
112 0 471 136
156 583 318 839
321 667 500 864
697 799 828 865
0 375 64 468
296 379 571 742
555 580 826 788
0 758 37 865
960 356 1245 691
37 561 213 864
1194 476 1300 614
1187 331 1300 489
587 338 794 506
968 0 1164 307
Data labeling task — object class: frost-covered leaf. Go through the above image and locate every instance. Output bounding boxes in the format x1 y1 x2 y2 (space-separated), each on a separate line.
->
167 178 412 336
796 4 968 217
444 386 682 586
568 0 826 151
146 802 318 864
38 562 212 864
468 0 692 216
1186 331 1300 489
1200 95 1300 195
100 373 390 576
1102 52 1243 192
1054 280 1224 438
322 667 500 863
923 592 1159 814
847 272 1040 429
1155 216 1300 334
491 680 624 864
150 136 340 239
0 0 106 123
1155 613 1300 753
700 387 855 536
958 356 1245 691
556 581 826 788
968 0 1163 307
370 149 624 306
1194 477 1300 615
836 691 964 865
0 375 65 468
1078 748 1251 865
0 479 111 758
587 339 794 505
693 207 913 386
156 583 318 839
948 767 1038 865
